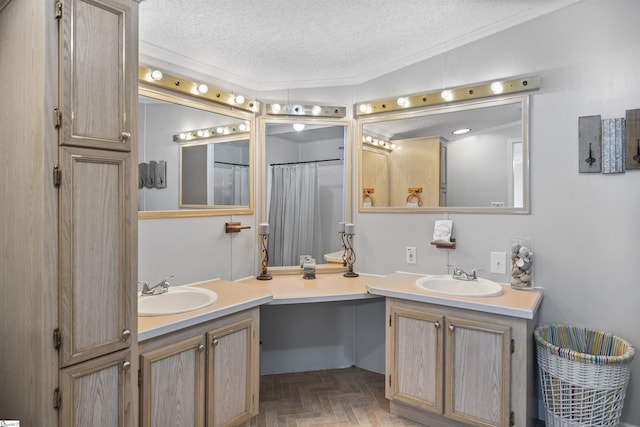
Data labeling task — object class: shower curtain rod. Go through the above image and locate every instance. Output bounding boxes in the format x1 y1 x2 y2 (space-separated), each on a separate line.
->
214 160 249 167
270 158 343 166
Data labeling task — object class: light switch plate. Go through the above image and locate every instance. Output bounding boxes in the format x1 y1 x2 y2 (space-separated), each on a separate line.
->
490 251 507 274
406 247 416 264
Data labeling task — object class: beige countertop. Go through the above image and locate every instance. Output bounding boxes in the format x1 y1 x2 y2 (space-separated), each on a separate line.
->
138 278 273 341
138 271 543 341
366 272 543 319
237 272 380 304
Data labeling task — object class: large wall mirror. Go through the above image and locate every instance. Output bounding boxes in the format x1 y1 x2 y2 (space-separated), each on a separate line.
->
260 118 352 267
358 95 530 213
138 86 254 218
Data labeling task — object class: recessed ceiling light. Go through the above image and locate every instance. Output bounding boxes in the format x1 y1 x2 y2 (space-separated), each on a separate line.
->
452 128 471 135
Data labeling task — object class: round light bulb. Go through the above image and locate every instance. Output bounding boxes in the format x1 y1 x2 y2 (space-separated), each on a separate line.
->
359 104 370 114
179 133 186 140
293 123 306 132
197 84 208 94
491 82 504 94
196 130 204 137
365 136 372 143
150 70 163 81
312 105 322 115
397 97 408 107
235 95 245 105
271 104 281 114
216 127 224 134
441 90 453 101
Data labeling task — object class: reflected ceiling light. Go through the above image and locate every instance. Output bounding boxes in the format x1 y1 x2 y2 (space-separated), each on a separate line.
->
266 103 346 118
173 121 251 143
355 75 539 116
196 84 208 94
452 128 471 135
363 134 393 151
139 66 259 113
441 90 454 101
293 123 306 131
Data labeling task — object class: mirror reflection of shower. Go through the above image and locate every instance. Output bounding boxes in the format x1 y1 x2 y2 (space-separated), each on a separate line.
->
265 123 346 266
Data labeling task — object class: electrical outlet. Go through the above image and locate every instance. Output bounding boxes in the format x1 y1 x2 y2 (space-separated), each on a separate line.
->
406 247 417 264
490 251 507 274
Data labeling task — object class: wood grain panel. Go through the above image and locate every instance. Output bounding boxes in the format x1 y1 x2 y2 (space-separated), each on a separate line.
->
59 146 133 366
361 148 389 207
140 335 206 427
388 137 442 207
445 317 511 427
60 0 135 151
60 349 132 427
209 318 254 427
626 109 640 170
386 303 443 413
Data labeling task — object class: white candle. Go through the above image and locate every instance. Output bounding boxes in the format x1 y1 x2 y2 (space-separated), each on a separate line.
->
258 223 270 235
345 223 355 235
338 222 346 233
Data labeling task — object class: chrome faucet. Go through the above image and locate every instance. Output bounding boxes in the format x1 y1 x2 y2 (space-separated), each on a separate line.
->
140 275 174 296
452 267 480 281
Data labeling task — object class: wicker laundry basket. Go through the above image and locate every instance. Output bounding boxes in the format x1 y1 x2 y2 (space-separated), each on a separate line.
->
535 324 635 427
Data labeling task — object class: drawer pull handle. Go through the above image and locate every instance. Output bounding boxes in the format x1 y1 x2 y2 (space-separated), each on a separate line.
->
212 339 219 347
449 325 455 332
434 321 440 329
121 329 131 341
122 361 131 371
121 131 131 141
198 344 205 352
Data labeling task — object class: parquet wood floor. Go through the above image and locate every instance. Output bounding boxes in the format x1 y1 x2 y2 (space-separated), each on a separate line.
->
248 366 423 426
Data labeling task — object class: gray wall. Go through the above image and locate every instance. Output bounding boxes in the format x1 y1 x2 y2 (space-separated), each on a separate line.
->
139 0 640 424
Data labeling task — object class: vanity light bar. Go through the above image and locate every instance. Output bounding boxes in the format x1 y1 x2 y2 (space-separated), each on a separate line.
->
173 122 251 143
265 103 346 118
356 75 539 116
139 66 260 113
362 135 395 151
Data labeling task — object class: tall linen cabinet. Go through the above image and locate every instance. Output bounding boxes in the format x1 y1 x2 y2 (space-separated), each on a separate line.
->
0 0 139 425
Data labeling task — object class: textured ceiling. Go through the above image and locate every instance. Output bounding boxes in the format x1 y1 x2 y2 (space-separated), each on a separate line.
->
139 0 577 91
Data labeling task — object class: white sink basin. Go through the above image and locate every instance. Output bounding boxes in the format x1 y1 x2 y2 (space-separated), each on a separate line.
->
138 287 218 316
416 275 503 297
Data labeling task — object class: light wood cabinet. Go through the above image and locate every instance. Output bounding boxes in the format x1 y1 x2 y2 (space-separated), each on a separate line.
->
59 349 134 427
139 308 260 427
140 336 206 427
58 146 135 367
387 298 536 427
59 0 137 152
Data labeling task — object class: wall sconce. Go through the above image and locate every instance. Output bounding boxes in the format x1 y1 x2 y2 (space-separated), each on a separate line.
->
173 121 251 143
257 223 272 280
139 66 259 113
265 103 346 118
341 223 358 278
356 75 539 116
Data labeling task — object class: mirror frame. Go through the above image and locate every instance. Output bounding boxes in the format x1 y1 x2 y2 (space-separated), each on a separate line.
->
138 84 255 219
357 95 530 214
258 116 353 274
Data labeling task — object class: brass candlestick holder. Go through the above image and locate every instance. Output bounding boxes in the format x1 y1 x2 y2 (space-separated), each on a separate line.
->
343 224 358 278
257 225 272 281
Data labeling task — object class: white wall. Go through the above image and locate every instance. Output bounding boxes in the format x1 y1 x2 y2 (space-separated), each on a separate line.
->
352 0 640 424
139 0 640 424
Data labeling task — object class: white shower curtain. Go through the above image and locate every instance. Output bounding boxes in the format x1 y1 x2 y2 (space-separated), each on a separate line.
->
232 165 249 205
267 163 323 266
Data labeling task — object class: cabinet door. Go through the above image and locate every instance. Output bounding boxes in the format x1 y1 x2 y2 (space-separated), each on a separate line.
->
445 317 511 427
207 318 258 427
386 304 444 413
59 146 135 367
59 0 136 151
59 349 133 427
140 335 206 427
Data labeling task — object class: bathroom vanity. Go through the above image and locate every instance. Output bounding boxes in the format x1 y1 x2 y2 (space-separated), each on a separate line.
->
138 272 542 427
367 273 543 427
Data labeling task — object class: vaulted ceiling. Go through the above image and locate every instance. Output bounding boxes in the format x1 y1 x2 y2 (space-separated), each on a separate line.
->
139 0 578 91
